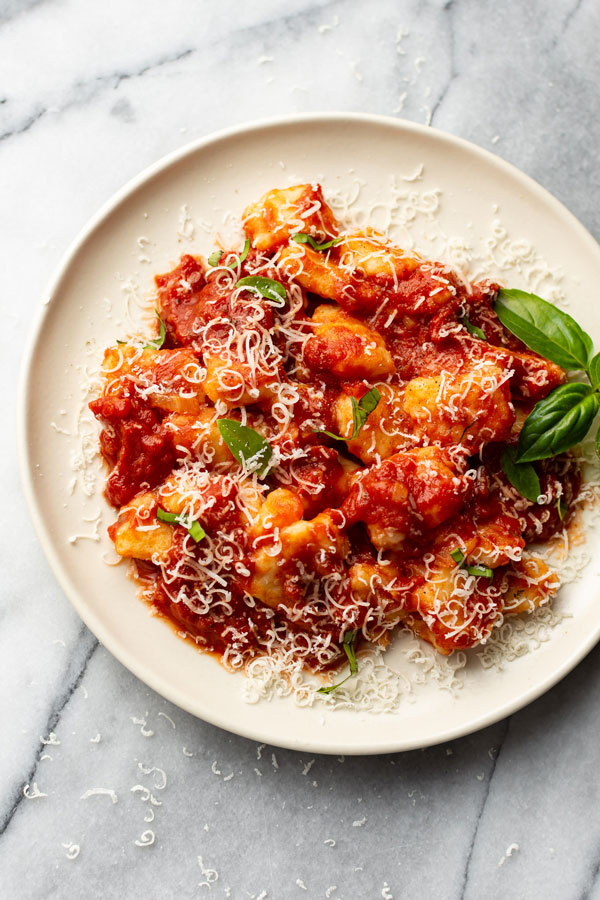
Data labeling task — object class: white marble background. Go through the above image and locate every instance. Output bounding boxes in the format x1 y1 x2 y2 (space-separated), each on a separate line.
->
2 0 600 897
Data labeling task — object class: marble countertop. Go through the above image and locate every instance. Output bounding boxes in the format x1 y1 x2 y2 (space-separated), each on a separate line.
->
3 0 600 897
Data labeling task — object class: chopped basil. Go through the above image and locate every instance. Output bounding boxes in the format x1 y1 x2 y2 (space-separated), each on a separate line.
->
450 547 466 565
351 387 381 438
156 506 206 542
116 339 126 345
144 310 167 350
236 275 287 307
238 238 250 266
315 387 381 442
217 419 273 477
450 547 492 580
292 232 342 252
208 239 250 271
500 446 541 503
458 420 476 444
557 497 568 521
466 564 494 579
317 630 359 694
462 315 486 341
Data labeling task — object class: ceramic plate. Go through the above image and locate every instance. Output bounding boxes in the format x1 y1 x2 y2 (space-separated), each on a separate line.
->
19 113 600 754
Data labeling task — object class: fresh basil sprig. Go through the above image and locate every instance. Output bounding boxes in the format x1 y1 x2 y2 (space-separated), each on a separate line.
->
236 275 286 307
217 419 273 477
292 232 342 252
316 387 381 442
494 288 600 464
317 630 359 694
156 507 206 542
500 446 541 502
518 383 599 462
144 310 167 350
495 289 593 371
450 547 493 580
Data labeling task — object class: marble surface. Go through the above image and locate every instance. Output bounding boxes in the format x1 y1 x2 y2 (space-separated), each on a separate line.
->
3 0 600 897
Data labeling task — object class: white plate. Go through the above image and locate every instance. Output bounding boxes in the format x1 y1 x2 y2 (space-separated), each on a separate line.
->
19 113 600 754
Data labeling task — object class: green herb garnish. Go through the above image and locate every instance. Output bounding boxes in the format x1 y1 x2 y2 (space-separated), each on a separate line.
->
465 564 494 579
500 446 541 503
494 288 600 462
217 419 273 476
317 630 359 694
208 239 250 271
144 310 167 350
495 288 593 371
316 387 381 442
450 547 466 565
462 315 486 341
156 507 206 542
450 547 493 580
557 497 568 521
292 232 342 252
517 383 599 463
236 275 287 307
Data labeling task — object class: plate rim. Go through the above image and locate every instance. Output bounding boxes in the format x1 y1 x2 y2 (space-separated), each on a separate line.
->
17 111 600 754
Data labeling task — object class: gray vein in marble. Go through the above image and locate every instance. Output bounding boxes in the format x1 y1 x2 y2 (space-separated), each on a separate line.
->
0 0 48 26
429 0 457 125
459 717 510 899
0 627 97 836
562 0 586 34
0 46 194 143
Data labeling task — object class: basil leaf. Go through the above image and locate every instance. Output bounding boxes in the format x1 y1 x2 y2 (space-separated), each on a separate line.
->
187 520 206 542
315 430 347 442
589 352 600 389
217 419 273 476
315 388 381 441
350 387 381 439
557 497 568 521
144 310 167 350
597 425 600 461
500 446 541 503
495 288 593 371
156 507 205 542
450 547 492 579
517 382 599 462
236 275 286 307
156 508 179 524
292 232 342 252
238 238 250 266
209 240 249 271
317 630 359 694
466 565 493 579
462 316 486 341
458 421 476 443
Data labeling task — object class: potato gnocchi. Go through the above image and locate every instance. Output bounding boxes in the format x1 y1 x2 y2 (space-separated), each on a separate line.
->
90 183 579 689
